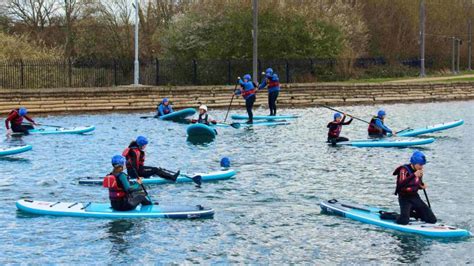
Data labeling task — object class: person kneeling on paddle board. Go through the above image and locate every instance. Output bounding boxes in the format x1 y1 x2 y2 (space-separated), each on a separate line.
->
393 151 437 225
156 98 174 117
104 155 153 211
368 109 395 137
235 74 257 124
123 136 180 181
5 107 37 136
191 105 217 125
258 68 280 116
327 112 353 145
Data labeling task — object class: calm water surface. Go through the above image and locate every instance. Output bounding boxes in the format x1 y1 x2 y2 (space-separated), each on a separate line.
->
0 101 472 264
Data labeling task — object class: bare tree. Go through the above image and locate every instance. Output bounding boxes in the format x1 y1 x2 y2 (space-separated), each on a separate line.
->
7 0 58 36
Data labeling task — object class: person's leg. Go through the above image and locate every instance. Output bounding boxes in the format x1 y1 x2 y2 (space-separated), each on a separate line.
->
246 96 255 123
412 194 437 223
268 92 276 116
337 137 349 142
141 166 179 181
272 91 279 115
11 124 29 134
128 193 152 207
396 196 413 225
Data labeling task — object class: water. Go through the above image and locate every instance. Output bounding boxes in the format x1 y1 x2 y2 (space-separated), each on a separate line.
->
0 101 472 264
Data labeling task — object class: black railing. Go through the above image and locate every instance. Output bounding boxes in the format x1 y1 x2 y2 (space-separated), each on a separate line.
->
0 57 428 89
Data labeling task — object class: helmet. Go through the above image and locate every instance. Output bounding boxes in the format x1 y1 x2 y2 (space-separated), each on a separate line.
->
220 157 231 168
18 107 28 116
199 105 208 111
334 113 342 120
162 98 169 103
243 74 251 81
410 151 427 165
136 136 148 147
377 109 386 118
265 68 273 76
111 155 126 166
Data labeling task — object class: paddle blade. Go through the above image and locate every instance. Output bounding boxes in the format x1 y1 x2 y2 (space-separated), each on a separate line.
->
193 175 202 186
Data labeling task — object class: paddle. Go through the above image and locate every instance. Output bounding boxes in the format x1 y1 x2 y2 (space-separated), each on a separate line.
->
224 84 238 123
140 116 157 119
422 186 431 209
320 105 371 124
24 122 62 128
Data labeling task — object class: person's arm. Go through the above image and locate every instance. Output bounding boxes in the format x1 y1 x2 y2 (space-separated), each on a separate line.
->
23 115 35 125
375 119 392 133
343 117 353 125
169 105 174 113
5 112 17 129
258 78 267 89
208 114 217 124
118 173 140 192
158 105 165 116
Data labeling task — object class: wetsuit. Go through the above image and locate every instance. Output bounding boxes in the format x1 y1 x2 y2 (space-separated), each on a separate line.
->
106 172 152 211
237 80 257 123
368 116 393 137
5 109 35 134
259 74 280 116
157 104 173 117
123 141 178 181
393 164 437 225
327 115 353 144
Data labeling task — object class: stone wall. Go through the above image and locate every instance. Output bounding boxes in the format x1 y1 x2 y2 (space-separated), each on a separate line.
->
0 82 472 114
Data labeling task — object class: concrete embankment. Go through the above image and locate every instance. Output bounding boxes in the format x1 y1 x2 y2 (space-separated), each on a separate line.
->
0 82 472 114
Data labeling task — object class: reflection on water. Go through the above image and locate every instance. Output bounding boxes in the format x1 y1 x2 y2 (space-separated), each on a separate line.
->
106 220 135 256
393 234 430 264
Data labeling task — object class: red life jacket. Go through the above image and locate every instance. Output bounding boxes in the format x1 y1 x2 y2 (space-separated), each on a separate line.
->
103 173 127 200
241 88 256 98
327 121 342 138
368 116 384 135
8 109 23 126
122 147 144 170
393 164 420 195
267 78 280 89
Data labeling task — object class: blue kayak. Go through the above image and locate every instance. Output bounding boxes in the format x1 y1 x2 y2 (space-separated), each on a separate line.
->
0 145 32 156
334 138 435 147
320 199 471 238
231 114 298 120
159 108 196 121
78 169 236 185
27 126 95 135
187 123 217 138
16 199 214 219
396 119 464 137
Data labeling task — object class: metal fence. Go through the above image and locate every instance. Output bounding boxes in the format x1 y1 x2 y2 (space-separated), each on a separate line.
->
0 57 439 89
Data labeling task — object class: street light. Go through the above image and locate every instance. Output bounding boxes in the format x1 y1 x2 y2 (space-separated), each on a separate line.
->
133 0 140 85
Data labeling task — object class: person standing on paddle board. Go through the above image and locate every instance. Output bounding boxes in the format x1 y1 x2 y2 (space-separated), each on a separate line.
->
5 107 37 135
393 151 436 225
258 68 280 116
327 112 353 145
235 74 257 124
368 109 395 137
123 136 180 181
103 155 153 211
190 105 217 125
156 98 174 117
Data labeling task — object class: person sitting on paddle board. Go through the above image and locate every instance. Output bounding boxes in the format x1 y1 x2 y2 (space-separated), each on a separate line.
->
191 105 217 125
393 151 436 225
368 109 395 137
123 136 180 181
5 107 37 135
235 74 257 124
258 68 280 116
104 155 153 211
327 112 353 145
156 98 174 117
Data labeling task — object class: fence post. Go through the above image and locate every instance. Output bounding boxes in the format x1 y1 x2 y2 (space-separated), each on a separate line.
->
285 60 290 83
192 59 197 85
113 59 118 86
68 58 72 87
20 60 24 88
155 58 160 85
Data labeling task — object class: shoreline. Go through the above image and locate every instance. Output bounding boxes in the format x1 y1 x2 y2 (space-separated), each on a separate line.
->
1 82 473 115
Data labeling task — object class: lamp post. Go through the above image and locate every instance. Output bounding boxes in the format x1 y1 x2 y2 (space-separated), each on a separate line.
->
252 0 258 83
133 0 140 85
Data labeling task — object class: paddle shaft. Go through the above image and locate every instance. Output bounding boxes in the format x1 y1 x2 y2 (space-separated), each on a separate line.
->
224 84 238 123
423 189 431 209
320 105 371 124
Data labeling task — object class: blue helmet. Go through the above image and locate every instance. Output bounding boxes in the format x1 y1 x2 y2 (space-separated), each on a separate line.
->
377 109 386 118
220 157 231 168
410 151 427 165
111 155 126 166
243 74 251 81
136 136 148 147
265 68 273 76
18 107 28 116
163 98 169 103
334 113 342 120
